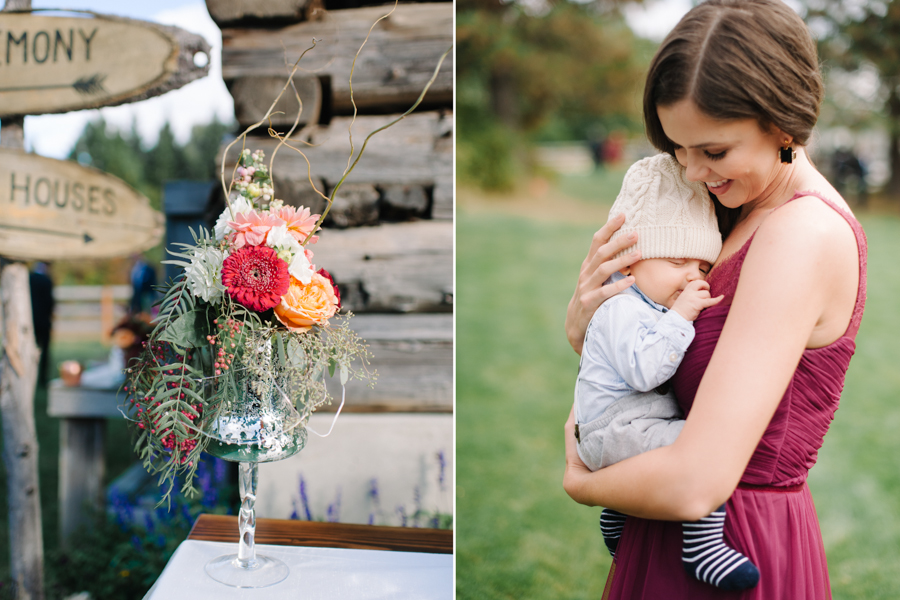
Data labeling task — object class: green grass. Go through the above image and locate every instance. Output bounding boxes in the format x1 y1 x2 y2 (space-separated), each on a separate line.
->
456 182 900 599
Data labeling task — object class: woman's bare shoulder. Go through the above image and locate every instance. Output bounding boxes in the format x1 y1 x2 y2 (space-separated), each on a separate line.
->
743 193 860 346
758 193 857 253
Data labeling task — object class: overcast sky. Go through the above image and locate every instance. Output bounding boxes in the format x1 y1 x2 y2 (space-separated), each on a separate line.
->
22 0 233 159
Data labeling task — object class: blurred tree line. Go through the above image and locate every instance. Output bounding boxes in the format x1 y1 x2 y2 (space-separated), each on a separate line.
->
459 0 900 202
457 0 655 190
803 0 900 200
51 117 234 285
69 116 233 210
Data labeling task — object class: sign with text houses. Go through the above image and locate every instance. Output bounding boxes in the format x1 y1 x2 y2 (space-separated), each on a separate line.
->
0 148 163 260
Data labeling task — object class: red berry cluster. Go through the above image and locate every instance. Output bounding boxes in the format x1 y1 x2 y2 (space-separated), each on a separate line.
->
208 316 243 375
123 340 203 465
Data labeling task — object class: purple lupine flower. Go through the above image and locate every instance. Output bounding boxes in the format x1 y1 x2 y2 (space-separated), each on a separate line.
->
326 488 342 523
290 507 299 520
397 506 408 527
214 458 227 484
431 516 439 528
368 478 379 501
299 476 313 521
144 512 155 534
198 469 215 507
180 504 194 528
437 450 447 490
131 535 143 552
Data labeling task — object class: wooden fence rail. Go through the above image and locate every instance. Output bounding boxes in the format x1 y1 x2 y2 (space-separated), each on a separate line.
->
52 285 131 343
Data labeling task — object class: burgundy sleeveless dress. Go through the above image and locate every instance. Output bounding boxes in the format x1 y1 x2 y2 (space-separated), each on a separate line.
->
603 192 868 599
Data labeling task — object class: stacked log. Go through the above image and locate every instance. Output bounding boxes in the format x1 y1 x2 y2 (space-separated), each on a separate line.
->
207 0 452 412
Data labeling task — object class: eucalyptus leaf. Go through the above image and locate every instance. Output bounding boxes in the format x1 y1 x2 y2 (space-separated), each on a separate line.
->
287 338 306 367
158 309 208 348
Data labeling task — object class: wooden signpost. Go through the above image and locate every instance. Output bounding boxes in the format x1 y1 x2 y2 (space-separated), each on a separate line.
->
0 149 164 260
0 11 211 117
0 3 207 598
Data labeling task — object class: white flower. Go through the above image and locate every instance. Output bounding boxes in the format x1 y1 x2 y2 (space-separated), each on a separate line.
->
214 196 253 241
265 224 313 283
289 249 314 284
185 246 227 303
266 225 300 252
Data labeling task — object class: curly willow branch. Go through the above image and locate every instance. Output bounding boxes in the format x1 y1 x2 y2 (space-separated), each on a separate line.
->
302 44 453 245
215 2 450 249
218 39 320 220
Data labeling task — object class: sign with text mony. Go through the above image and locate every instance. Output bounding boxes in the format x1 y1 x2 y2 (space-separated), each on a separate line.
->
0 149 164 260
0 12 195 116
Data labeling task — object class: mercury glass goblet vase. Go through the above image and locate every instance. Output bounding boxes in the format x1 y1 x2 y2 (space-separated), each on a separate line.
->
201 369 308 588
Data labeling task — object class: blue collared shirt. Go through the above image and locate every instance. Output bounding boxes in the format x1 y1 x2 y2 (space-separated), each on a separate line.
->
575 272 695 424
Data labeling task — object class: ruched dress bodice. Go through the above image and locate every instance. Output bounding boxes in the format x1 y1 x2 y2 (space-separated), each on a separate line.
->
603 192 867 599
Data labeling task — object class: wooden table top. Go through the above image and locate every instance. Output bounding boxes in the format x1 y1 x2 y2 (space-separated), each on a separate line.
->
188 514 453 555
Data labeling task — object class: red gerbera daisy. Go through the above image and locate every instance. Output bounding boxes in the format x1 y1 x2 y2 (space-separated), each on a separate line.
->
222 246 290 312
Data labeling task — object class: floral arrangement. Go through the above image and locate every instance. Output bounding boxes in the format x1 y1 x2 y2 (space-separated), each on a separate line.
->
121 148 373 502
121 5 451 504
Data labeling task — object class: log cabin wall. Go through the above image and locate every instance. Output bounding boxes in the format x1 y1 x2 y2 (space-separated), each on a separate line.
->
207 0 453 417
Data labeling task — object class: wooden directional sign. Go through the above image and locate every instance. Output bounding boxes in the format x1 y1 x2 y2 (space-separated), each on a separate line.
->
0 11 210 117
0 148 163 260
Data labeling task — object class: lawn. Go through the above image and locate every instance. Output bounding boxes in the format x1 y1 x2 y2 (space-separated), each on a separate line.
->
456 169 900 599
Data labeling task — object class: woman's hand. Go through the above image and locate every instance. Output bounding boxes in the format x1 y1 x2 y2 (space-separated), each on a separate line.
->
566 213 642 354
563 405 595 506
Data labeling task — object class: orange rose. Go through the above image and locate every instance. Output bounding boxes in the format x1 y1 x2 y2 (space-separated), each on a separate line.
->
274 272 340 332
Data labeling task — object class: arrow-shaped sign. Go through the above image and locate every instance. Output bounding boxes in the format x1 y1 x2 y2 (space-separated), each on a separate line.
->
0 223 94 243
0 74 107 96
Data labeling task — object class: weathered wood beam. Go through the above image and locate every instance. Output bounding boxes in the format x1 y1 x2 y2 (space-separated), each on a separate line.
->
0 264 44 600
206 0 452 29
220 3 452 115
312 221 452 313
322 313 452 410
205 0 309 26
231 111 451 189
227 75 322 130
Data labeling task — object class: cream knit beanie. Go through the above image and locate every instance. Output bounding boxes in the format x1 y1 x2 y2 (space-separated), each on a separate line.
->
609 153 722 263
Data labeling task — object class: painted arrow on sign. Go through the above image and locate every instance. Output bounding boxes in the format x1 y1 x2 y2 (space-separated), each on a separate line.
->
0 223 94 243
0 12 209 117
0 74 107 96
0 149 164 261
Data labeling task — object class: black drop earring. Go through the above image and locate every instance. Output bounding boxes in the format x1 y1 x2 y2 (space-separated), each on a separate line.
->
780 145 796 164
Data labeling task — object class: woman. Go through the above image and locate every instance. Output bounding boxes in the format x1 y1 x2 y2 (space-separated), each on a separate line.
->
562 1 866 598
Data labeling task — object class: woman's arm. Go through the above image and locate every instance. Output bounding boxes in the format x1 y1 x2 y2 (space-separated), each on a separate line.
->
563 199 859 521
566 213 642 355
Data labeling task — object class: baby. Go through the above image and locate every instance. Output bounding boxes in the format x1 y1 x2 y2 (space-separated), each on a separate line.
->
573 153 759 591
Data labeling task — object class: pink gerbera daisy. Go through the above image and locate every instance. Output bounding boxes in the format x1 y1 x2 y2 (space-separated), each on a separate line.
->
221 246 290 312
228 210 284 249
275 205 320 244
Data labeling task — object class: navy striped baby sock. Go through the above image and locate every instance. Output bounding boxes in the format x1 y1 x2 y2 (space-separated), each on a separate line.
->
599 508 627 557
682 504 760 591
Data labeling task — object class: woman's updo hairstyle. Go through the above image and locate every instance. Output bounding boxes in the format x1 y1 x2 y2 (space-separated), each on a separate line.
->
644 0 823 155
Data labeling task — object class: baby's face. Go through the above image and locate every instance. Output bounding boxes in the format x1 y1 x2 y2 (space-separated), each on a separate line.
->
625 258 712 309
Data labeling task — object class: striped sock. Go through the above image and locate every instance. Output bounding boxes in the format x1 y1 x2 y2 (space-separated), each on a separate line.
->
682 505 760 591
599 508 627 557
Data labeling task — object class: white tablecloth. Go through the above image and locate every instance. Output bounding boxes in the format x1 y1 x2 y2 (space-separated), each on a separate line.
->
144 540 452 599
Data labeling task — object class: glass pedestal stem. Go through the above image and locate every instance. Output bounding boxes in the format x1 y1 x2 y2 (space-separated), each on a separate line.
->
237 461 258 567
205 459 288 587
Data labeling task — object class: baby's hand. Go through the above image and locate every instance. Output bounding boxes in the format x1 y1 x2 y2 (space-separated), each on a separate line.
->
672 280 724 321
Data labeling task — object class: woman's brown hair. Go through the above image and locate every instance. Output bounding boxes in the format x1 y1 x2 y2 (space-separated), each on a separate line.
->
643 0 824 235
